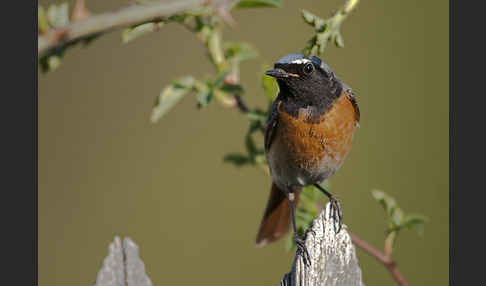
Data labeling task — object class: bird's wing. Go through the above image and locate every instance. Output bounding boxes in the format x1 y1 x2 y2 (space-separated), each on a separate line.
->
264 98 281 153
341 83 360 123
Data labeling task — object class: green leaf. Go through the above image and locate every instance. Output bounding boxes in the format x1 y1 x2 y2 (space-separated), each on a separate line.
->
212 70 231 87
334 32 344 48
254 154 266 165
220 84 244 94
261 67 279 101
372 190 428 236
224 120 265 168
301 9 314 24
224 42 258 63
244 121 264 161
223 153 251 166
198 24 213 42
248 120 262 135
372 189 397 218
121 22 165 44
38 6 50 34
150 76 196 123
40 43 69 73
301 9 326 30
196 90 212 108
402 214 428 236
47 3 69 28
245 131 258 155
208 30 224 66
391 207 404 228
246 110 266 122
235 0 282 8
40 55 62 72
195 82 213 108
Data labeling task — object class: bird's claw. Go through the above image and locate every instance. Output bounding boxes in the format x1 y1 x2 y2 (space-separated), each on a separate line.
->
328 197 343 234
307 228 317 237
295 236 311 267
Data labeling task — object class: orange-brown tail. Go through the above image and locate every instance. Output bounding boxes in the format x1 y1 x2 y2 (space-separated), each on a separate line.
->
255 183 300 247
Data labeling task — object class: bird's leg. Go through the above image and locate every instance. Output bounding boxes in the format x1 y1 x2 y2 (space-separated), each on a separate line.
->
288 191 311 267
313 183 343 234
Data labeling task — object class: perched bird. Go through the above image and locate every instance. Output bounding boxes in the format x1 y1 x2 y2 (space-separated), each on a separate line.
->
256 54 360 266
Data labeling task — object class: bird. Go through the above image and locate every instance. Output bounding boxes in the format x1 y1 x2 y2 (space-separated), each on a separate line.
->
256 53 360 266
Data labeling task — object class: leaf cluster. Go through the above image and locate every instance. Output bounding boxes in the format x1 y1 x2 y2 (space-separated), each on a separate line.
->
222 65 278 168
149 1 272 122
372 190 428 236
224 120 266 167
38 3 100 72
301 0 359 57
38 3 70 72
38 0 277 73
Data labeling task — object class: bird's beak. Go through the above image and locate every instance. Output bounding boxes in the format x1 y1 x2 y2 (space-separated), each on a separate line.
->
265 68 299 79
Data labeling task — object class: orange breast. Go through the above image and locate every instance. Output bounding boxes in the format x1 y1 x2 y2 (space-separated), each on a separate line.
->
276 93 358 174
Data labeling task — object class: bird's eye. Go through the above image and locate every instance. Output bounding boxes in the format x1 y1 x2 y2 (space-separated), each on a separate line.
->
303 63 314 74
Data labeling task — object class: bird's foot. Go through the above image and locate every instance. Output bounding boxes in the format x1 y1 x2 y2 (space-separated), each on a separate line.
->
328 196 343 234
295 235 311 267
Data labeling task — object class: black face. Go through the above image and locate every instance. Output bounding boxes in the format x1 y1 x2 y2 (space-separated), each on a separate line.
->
265 57 342 113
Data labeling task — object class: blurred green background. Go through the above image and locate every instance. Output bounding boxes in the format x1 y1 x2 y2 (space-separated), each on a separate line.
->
38 0 448 285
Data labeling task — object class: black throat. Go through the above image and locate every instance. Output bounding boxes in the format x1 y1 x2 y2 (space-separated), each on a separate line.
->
277 78 343 122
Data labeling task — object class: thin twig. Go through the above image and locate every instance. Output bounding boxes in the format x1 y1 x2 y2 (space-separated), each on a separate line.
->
38 0 226 56
234 95 249 113
349 232 408 286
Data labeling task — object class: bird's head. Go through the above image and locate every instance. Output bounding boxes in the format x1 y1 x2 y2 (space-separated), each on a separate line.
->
265 54 342 106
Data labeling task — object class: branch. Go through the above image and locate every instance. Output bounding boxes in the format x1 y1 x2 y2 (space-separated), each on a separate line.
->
221 63 266 131
280 203 364 286
349 232 408 286
38 0 226 56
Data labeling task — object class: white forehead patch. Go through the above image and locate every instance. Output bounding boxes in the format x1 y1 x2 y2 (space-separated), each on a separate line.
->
291 59 311 64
